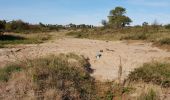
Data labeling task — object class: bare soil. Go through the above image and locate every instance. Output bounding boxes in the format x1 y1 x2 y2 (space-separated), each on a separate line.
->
0 37 170 81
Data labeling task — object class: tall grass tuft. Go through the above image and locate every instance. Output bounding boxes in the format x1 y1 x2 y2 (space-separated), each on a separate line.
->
138 89 160 100
0 65 22 82
128 62 170 88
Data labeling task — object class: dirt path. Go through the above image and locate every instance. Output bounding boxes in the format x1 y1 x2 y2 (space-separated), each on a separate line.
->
0 37 170 81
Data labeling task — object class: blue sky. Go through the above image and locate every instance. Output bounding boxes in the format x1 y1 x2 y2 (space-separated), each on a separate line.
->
0 0 170 26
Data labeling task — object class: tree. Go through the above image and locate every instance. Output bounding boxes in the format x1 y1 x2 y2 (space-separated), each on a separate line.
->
152 19 160 32
142 22 149 26
142 22 149 33
0 20 6 35
101 20 107 27
7 20 30 32
165 24 170 30
108 6 132 28
39 22 46 27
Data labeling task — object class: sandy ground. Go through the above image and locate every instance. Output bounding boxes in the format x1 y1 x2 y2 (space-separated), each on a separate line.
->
0 37 170 81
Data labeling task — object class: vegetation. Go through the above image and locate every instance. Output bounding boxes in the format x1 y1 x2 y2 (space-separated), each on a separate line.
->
1 20 64 34
0 33 51 47
0 19 94 34
158 38 170 45
0 20 6 33
165 24 170 30
0 53 166 100
65 6 170 51
0 65 22 82
108 7 132 28
0 5 170 100
128 62 170 88
0 54 97 99
138 89 160 100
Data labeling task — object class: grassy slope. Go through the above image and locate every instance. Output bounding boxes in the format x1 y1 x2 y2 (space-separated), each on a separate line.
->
0 53 97 100
66 27 170 47
0 53 169 99
128 62 170 88
0 33 51 48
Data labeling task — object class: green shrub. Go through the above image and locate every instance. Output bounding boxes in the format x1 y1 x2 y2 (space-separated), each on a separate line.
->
0 34 51 46
105 90 114 100
121 32 148 40
0 20 6 32
128 62 170 87
30 54 95 99
6 20 30 33
159 38 170 45
165 24 170 30
0 44 4 48
66 31 88 38
0 65 22 82
0 54 97 99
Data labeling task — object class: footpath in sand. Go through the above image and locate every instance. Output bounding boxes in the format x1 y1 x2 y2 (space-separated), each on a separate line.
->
0 38 170 81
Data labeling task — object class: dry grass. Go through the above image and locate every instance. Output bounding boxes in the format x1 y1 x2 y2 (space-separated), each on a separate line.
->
66 27 170 50
0 53 97 100
0 53 168 100
0 32 51 48
138 89 160 100
128 62 170 88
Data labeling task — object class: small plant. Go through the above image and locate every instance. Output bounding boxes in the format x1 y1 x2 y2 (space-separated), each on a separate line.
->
66 31 88 38
31 54 96 99
128 62 170 87
121 32 148 40
0 54 98 99
0 33 51 46
165 24 170 30
159 38 170 45
138 89 160 100
105 90 114 100
0 65 22 82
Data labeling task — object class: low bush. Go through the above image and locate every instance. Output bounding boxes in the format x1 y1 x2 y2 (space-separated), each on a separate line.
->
0 33 51 46
165 24 170 30
138 89 160 100
0 54 97 100
158 38 170 45
66 31 88 38
121 32 148 40
31 54 95 99
0 65 22 82
128 62 170 87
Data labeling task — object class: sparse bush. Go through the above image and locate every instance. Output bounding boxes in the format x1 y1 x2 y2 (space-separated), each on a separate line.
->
128 62 170 87
66 31 88 38
6 20 30 33
138 89 160 100
0 44 4 48
31 54 95 99
121 32 148 40
165 24 170 30
151 20 160 32
0 20 6 35
101 20 108 27
0 65 22 82
159 38 170 45
0 54 97 100
105 90 114 100
0 33 51 46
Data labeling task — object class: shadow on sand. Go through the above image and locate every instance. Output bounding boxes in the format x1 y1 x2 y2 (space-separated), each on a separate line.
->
0 34 25 41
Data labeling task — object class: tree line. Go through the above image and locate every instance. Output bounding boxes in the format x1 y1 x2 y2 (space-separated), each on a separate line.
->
0 20 94 35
